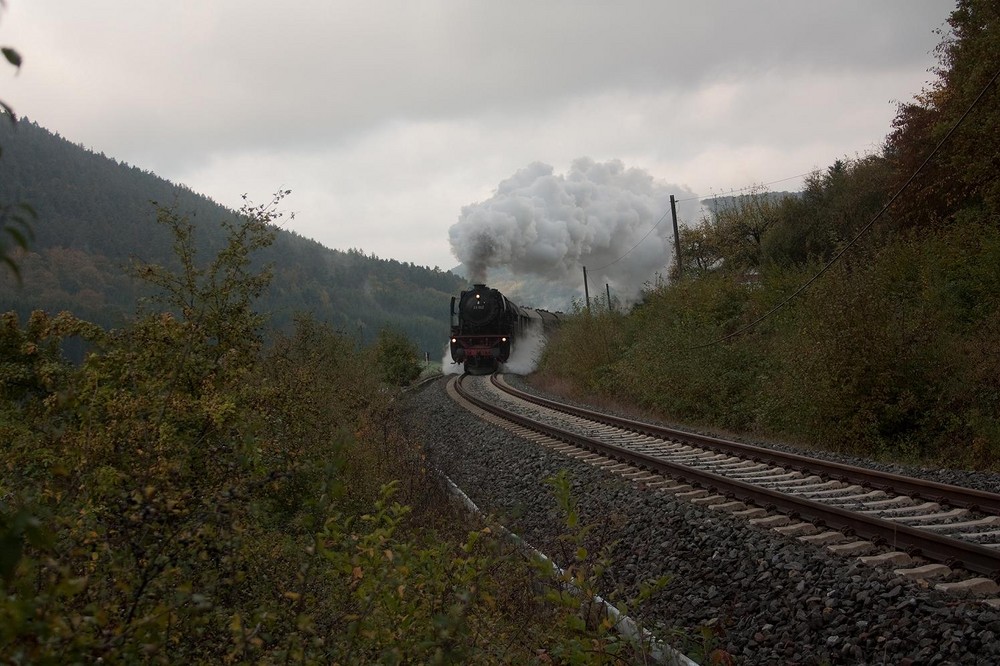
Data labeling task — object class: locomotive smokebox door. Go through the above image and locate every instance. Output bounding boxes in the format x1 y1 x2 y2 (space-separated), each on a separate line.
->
467 286 487 320
459 285 500 327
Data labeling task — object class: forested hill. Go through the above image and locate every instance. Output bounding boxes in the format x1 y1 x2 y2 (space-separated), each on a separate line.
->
0 118 465 355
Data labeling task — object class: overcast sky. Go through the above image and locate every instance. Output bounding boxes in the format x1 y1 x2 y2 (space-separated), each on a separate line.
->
3 1 952 274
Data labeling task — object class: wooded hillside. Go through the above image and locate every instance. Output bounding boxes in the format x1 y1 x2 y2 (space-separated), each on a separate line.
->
0 119 464 354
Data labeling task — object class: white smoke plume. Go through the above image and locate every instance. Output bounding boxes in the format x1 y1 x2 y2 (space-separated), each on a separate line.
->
441 342 462 375
501 321 548 375
449 158 698 307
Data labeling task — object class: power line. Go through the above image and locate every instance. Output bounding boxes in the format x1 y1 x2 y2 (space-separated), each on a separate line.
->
674 171 816 203
686 63 1000 351
593 208 672 271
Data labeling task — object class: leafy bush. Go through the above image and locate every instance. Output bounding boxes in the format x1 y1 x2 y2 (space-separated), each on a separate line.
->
539 218 1000 467
0 194 421 661
1 192 679 662
371 328 423 387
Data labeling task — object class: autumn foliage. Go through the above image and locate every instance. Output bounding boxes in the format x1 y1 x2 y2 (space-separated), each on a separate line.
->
1 196 671 662
539 2 1000 468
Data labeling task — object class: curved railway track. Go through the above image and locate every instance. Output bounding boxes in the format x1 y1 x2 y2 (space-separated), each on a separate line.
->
452 373 1000 587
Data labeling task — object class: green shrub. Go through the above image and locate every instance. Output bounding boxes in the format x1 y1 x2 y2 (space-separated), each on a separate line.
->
0 192 680 661
539 219 1000 468
371 327 423 387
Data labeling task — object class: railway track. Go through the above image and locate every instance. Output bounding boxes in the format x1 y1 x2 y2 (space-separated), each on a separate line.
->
451 373 1000 595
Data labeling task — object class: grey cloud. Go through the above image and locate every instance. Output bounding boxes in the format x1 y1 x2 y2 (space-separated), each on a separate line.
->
8 1 950 174
2 1 953 271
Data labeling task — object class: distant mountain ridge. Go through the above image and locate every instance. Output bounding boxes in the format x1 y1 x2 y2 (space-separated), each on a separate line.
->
0 118 465 354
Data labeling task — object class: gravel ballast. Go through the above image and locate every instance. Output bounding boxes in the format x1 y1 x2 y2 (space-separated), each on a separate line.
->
403 377 1000 665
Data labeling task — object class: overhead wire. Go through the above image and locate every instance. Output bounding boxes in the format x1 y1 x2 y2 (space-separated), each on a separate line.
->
593 207 672 271
686 63 1000 350
674 171 816 203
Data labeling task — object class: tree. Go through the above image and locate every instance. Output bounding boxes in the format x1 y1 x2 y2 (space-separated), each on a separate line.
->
372 328 422 386
761 156 892 268
689 188 785 277
676 216 724 276
886 0 1000 226
129 193 281 380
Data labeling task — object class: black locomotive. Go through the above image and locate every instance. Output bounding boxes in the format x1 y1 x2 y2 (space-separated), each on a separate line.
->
449 283 560 374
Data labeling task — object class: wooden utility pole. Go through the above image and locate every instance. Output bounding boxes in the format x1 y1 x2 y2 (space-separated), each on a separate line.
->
606 283 612 313
582 266 591 312
670 194 682 278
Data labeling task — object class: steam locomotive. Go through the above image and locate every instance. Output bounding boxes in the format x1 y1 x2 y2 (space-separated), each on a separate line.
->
449 283 560 374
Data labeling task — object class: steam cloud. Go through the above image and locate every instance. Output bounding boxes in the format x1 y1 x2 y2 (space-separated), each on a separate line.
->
449 158 696 305
501 320 548 375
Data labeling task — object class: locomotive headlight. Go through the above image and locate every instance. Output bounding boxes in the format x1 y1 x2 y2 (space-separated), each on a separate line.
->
501 337 507 342
451 338 457 343
475 294 480 299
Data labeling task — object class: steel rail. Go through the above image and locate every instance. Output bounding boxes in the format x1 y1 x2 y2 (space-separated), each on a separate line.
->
492 375 1000 516
455 376 1000 578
